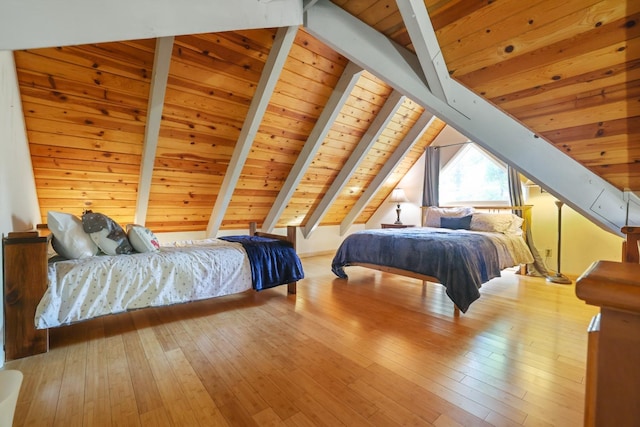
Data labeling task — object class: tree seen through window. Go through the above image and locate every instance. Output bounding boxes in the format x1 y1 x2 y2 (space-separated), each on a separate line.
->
439 144 508 204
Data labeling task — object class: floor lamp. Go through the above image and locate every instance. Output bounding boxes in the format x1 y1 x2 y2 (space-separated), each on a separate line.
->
547 200 572 284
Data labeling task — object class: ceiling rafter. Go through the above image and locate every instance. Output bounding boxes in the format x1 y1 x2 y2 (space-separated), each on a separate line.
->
261 61 364 233
0 0 302 50
304 0 640 234
301 90 406 238
396 0 449 103
339 111 436 235
206 25 298 236
303 0 320 12
134 36 174 226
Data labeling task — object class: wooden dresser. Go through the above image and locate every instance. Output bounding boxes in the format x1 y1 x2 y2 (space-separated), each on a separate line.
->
3 231 50 360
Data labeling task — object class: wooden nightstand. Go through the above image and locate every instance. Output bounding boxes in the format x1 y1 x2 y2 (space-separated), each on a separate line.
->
381 224 415 229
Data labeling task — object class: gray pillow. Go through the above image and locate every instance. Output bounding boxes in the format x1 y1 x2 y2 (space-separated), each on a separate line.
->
82 211 133 255
440 215 472 230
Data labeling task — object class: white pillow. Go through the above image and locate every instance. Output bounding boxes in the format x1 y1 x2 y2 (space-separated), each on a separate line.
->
508 215 525 235
126 224 160 253
424 206 475 227
470 213 524 235
47 211 99 259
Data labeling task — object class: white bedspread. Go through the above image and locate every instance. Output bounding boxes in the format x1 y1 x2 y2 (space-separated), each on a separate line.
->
475 230 534 268
36 238 252 329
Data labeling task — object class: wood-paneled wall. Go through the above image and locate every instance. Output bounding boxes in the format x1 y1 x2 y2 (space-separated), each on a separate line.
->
13 0 638 234
146 30 274 232
340 0 640 191
15 27 445 233
15 41 154 226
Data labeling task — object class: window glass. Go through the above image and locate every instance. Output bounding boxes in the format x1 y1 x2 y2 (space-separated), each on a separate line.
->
439 144 509 204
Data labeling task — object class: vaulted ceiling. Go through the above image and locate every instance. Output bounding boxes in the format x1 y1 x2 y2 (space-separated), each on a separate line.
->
4 0 639 236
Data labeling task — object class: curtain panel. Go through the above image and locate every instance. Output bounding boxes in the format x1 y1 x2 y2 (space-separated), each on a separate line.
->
507 165 549 276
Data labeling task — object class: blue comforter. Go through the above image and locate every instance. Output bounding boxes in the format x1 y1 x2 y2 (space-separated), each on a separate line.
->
331 228 502 312
220 235 304 291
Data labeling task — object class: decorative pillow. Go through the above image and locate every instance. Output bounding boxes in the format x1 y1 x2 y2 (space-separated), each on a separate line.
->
47 211 99 259
424 206 475 227
126 224 160 253
507 215 525 235
81 211 133 255
470 213 524 235
440 215 472 230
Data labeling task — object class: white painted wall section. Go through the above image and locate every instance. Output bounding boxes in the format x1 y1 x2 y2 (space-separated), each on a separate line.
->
0 51 42 365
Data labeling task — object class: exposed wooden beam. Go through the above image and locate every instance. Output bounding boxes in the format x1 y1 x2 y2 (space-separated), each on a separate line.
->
396 0 449 102
0 0 302 50
303 0 320 12
206 25 298 237
301 90 406 238
340 111 436 235
134 36 173 226
262 61 364 233
305 0 640 235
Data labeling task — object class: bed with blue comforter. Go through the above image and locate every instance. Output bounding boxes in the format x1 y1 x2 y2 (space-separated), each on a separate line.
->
331 227 533 312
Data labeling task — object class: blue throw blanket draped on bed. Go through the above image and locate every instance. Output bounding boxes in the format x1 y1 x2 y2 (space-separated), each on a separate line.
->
219 235 304 291
331 228 501 312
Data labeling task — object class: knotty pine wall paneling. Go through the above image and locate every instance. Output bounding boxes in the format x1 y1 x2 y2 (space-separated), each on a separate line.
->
15 40 154 226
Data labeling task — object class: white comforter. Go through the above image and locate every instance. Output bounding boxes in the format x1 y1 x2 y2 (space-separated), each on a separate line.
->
36 238 252 329
476 230 534 268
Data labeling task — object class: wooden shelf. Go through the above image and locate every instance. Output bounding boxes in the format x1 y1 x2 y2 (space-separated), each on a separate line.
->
381 223 415 229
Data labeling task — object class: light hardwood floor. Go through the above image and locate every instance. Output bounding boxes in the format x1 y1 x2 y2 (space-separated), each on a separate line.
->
4 254 598 426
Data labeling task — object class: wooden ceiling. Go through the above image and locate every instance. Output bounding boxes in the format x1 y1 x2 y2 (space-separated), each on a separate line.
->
12 0 639 234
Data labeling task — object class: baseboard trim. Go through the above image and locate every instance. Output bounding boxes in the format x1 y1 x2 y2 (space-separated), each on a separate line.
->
298 249 335 258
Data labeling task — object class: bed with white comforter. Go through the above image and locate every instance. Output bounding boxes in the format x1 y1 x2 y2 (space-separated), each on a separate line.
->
37 239 254 328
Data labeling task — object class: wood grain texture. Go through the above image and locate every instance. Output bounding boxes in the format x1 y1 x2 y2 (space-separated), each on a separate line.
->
11 0 640 233
576 261 640 425
14 40 151 224
340 0 640 191
3 234 50 360
6 254 597 426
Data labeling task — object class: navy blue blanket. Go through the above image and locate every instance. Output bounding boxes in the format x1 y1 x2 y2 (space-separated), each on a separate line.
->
331 228 501 312
219 235 304 291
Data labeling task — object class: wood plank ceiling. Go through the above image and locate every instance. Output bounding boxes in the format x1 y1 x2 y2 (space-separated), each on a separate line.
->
13 0 639 234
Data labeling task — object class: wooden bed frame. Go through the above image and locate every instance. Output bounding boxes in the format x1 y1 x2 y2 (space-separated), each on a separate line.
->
249 222 298 294
622 225 639 263
346 205 533 314
2 222 297 361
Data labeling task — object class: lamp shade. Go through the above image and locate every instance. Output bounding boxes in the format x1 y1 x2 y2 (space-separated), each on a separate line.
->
389 188 409 203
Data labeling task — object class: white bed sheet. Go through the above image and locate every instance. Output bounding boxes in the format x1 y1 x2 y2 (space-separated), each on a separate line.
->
36 238 252 329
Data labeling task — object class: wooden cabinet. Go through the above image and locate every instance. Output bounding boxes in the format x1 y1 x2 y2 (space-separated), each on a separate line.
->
3 231 50 360
381 224 415 229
